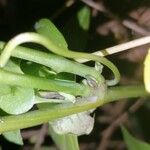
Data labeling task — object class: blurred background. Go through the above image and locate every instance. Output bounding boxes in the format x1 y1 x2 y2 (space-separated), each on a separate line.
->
0 0 150 149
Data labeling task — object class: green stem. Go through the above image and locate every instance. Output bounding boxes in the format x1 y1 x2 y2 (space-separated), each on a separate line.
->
0 33 119 85
68 51 120 85
0 69 90 96
0 41 103 83
105 85 148 102
0 85 148 133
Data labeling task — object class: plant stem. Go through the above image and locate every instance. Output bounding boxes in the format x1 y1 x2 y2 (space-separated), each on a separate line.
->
0 85 148 133
0 41 102 83
77 36 150 63
0 69 90 96
0 32 119 85
104 85 148 102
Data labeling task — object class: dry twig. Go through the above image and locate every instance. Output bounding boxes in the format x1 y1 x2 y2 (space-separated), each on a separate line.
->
80 0 150 36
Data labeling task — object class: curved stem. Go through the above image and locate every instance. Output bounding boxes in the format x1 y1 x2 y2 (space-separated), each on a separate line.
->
68 51 120 85
0 85 148 133
0 33 120 85
0 41 103 84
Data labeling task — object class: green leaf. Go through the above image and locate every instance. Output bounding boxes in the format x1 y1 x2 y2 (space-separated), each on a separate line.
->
0 59 35 114
49 126 79 150
0 84 34 114
3 130 23 145
35 18 68 49
77 6 91 31
121 126 150 150
4 59 23 74
20 60 59 80
20 60 43 76
62 6 91 50
144 49 150 93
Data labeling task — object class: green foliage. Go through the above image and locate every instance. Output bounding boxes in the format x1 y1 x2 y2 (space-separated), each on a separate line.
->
77 6 91 31
122 126 150 150
35 18 68 50
0 60 35 114
20 61 43 77
63 6 91 51
0 84 34 114
3 130 23 145
4 59 22 74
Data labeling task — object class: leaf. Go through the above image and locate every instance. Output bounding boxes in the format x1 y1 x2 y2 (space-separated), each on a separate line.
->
77 6 91 31
121 126 150 150
62 6 91 50
0 84 35 114
0 59 35 114
144 49 150 92
4 59 23 74
49 126 79 150
3 130 23 145
35 18 68 49
20 60 43 76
